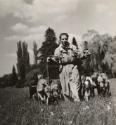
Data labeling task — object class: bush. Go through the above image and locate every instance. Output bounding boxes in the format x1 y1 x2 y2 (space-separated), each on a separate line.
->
16 79 25 88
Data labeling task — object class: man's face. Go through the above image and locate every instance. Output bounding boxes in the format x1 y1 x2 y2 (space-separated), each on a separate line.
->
60 35 68 46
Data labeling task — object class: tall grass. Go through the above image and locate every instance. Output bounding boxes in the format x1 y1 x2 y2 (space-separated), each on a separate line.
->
0 87 116 125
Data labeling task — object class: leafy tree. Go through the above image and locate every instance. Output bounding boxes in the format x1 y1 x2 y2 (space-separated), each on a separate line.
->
82 30 113 74
112 62 116 77
39 27 58 58
38 27 58 78
82 29 99 43
102 52 114 76
33 41 38 64
0 74 13 87
22 42 30 71
82 30 101 72
17 41 30 84
109 37 116 54
11 65 18 86
72 37 78 49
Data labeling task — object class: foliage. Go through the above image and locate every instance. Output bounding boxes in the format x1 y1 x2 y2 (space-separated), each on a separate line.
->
16 41 30 86
2 28 116 88
72 37 78 49
82 29 115 76
0 74 13 87
0 66 18 87
38 27 58 78
33 41 38 65
25 66 41 86
11 65 18 86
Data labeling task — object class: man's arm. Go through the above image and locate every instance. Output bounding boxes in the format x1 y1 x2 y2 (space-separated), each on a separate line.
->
47 47 60 63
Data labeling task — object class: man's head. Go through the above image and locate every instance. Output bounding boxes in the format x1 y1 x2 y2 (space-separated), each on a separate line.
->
59 33 69 47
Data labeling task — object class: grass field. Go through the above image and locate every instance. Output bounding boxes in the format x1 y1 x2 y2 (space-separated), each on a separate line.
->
0 79 116 125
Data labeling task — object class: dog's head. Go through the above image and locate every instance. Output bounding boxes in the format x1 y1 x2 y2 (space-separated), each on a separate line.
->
84 79 91 89
44 85 51 97
97 75 103 83
51 84 59 98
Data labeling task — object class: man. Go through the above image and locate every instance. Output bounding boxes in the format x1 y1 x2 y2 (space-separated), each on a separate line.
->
52 33 81 101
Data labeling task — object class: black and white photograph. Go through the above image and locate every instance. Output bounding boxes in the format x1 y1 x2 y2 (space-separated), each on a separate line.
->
0 0 116 125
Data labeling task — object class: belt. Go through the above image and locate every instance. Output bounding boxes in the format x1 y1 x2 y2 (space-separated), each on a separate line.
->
31 85 37 87
61 62 75 66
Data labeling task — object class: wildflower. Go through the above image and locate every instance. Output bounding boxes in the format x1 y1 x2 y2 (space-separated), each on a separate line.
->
41 108 44 112
86 105 89 109
68 120 73 125
50 112 54 116
83 105 89 110
63 112 66 115
109 102 112 105
106 105 111 111
58 119 61 122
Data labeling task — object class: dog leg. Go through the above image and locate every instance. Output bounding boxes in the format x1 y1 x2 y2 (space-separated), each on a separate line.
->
46 97 49 105
37 92 45 102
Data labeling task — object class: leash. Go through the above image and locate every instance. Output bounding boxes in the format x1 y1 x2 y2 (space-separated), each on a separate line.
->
46 59 50 85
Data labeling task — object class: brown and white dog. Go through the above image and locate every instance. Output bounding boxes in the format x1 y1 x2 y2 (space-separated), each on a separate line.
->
80 72 111 101
97 73 111 96
91 72 111 97
36 78 50 104
81 76 96 101
37 78 62 105
83 77 92 101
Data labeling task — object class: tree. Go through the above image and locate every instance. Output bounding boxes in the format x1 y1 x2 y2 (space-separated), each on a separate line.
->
1 74 12 87
112 63 116 78
109 37 116 54
22 42 30 71
102 52 114 77
82 29 99 43
82 30 101 72
11 65 18 86
39 27 57 57
38 27 58 78
33 41 38 64
17 41 30 83
17 41 24 80
72 37 78 49
83 41 89 50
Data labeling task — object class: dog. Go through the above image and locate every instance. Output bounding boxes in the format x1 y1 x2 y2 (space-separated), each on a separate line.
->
93 72 111 97
81 76 96 101
99 73 111 96
37 79 62 105
83 79 91 101
91 72 99 95
48 79 62 104
36 78 50 104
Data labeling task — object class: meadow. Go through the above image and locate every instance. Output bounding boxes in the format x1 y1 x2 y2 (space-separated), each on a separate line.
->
0 79 116 125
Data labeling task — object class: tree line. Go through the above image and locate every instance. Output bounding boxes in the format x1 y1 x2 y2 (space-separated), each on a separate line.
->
0 28 116 87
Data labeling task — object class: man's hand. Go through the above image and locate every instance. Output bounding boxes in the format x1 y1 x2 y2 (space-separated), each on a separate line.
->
47 56 60 64
47 57 52 62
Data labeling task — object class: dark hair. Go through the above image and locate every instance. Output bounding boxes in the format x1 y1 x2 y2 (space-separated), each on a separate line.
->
84 41 88 44
59 33 69 40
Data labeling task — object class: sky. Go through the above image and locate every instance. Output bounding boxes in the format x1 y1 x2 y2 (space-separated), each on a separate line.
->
0 0 116 76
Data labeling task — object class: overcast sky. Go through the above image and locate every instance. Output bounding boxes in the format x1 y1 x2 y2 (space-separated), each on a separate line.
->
0 0 116 76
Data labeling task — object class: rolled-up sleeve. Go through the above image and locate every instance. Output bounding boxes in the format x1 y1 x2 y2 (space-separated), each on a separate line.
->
54 47 61 62
54 48 60 57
